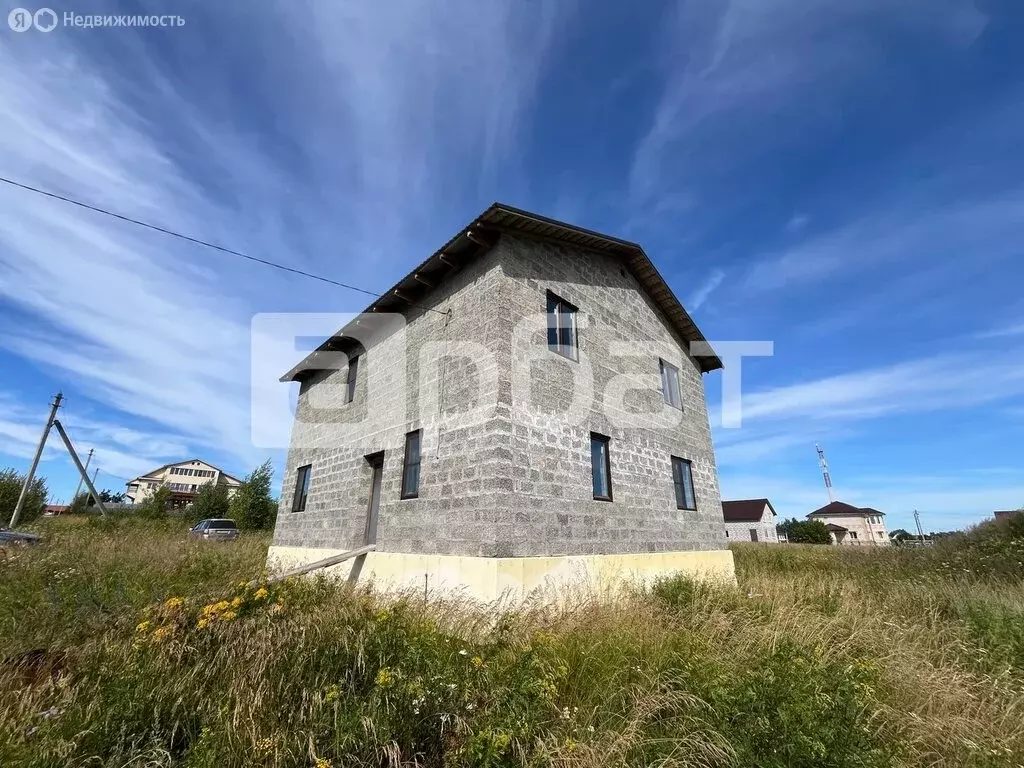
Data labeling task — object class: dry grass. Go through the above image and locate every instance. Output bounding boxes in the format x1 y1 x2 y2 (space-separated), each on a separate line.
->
1 517 1023 767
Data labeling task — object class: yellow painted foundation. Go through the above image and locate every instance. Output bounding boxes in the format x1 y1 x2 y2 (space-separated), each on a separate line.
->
266 546 736 604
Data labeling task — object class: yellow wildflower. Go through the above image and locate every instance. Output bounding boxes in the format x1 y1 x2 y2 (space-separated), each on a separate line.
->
197 618 210 630
375 667 394 688
231 596 244 609
314 758 333 768
164 597 185 610
136 620 151 634
255 737 274 754
254 587 269 600
213 600 231 613
324 684 340 703
151 626 171 643
471 656 485 669
221 610 238 622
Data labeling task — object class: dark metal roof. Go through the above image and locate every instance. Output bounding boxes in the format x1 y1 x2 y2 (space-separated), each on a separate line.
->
722 498 776 522
282 202 723 381
808 501 884 518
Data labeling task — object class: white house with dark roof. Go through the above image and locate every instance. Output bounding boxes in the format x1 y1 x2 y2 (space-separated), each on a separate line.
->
126 459 242 506
808 501 889 546
722 499 779 543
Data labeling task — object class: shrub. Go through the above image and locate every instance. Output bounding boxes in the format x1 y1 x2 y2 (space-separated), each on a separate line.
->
188 482 230 523
229 459 277 531
778 517 832 544
0 466 48 525
136 486 172 519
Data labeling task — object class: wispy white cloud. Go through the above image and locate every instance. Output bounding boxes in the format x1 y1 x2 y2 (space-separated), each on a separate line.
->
975 321 1024 339
733 349 1024 425
738 193 1024 295
686 268 726 311
629 0 988 206
0 0 571 474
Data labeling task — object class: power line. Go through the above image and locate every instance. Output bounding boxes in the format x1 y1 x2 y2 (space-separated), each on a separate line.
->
0 175 444 313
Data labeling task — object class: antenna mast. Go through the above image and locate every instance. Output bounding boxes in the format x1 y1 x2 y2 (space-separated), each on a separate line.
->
816 442 835 503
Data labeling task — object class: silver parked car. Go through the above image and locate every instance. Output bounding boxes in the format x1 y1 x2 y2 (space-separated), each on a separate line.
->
188 519 239 541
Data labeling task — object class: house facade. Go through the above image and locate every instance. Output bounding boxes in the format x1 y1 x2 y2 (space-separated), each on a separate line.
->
126 459 242 506
268 204 733 601
808 501 889 546
722 499 778 543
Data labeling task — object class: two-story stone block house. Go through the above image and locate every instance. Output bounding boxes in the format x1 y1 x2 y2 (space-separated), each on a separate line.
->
268 204 733 600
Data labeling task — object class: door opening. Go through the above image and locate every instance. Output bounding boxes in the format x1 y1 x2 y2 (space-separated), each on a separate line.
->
364 453 384 545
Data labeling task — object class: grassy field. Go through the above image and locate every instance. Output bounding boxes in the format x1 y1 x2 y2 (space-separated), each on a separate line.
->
2 516 1023 767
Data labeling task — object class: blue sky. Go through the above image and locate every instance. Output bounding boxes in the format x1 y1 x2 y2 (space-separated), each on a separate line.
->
1 0 1022 532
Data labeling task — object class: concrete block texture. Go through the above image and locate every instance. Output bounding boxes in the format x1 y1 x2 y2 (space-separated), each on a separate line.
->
271 234 727 557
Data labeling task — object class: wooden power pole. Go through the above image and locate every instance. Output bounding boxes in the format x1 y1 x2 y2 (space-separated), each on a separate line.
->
9 392 63 528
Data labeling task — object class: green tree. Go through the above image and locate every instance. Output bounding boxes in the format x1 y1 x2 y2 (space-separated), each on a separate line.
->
97 489 126 504
0 467 48 526
889 528 914 543
137 486 172 520
777 518 832 545
229 460 278 531
189 482 230 523
69 491 91 515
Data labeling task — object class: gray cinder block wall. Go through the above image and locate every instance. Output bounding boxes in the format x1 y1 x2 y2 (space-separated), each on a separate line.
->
271 231 727 558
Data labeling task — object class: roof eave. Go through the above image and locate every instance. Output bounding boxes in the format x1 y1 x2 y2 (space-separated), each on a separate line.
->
280 202 724 381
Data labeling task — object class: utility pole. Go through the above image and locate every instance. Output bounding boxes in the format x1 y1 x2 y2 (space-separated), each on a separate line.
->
51 420 108 516
913 509 925 544
9 392 63 528
73 448 94 500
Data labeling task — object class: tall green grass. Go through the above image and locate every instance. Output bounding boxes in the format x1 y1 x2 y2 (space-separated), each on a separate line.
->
1 516 1022 767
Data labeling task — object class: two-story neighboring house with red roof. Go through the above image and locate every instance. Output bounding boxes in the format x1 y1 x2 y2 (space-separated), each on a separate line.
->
808 501 889 546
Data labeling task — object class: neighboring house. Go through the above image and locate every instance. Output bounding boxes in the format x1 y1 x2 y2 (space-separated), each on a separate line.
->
268 203 732 601
43 504 70 516
994 510 1022 520
125 459 242 507
722 499 778 543
808 501 890 546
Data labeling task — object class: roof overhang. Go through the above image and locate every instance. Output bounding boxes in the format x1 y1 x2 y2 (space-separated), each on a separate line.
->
281 203 723 382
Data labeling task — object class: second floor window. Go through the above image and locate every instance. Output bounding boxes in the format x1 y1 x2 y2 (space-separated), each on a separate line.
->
671 456 696 510
345 355 359 404
401 430 422 499
292 464 312 512
547 291 578 360
660 359 682 409
591 433 612 501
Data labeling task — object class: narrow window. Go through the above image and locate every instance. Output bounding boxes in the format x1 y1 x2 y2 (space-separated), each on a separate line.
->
850 531 858 540
590 433 612 501
401 430 422 499
546 291 578 360
749 528 758 542
671 456 697 510
725 529 729 538
659 359 682 409
291 464 312 513
345 355 360 404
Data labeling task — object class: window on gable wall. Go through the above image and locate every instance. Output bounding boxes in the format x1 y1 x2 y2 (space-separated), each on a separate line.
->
659 359 682 409
345 355 359 404
546 291 578 360
401 430 422 499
